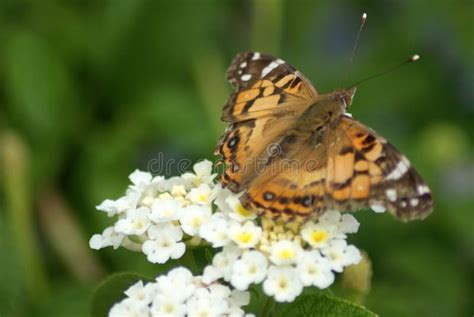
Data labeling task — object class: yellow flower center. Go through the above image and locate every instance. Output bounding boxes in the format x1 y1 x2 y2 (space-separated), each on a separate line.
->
278 249 294 260
191 216 202 227
134 220 145 229
235 232 253 244
198 194 208 202
141 196 154 207
235 203 252 217
311 230 328 243
163 303 175 313
277 278 289 290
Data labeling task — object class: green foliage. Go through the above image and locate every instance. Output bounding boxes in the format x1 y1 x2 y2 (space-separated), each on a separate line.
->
274 293 377 317
91 272 152 317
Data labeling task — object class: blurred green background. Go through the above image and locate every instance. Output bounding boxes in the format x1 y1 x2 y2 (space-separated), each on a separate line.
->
0 0 472 316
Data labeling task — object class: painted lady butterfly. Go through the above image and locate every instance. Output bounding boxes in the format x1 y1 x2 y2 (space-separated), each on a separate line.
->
215 52 433 222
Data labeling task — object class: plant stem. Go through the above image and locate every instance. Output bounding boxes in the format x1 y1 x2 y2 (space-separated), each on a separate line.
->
1 132 50 304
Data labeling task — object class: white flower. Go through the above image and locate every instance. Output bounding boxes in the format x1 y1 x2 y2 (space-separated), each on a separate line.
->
269 240 303 265
109 298 150 317
202 265 222 285
142 223 185 263
96 199 118 216
150 294 186 317
263 266 303 302
96 189 140 217
297 251 335 288
204 245 242 282
186 183 213 205
156 267 195 302
199 213 231 247
339 214 360 234
149 198 182 223
171 185 187 197
129 170 166 204
321 239 362 272
129 170 153 187
209 283 232 300
158 176 188 192
110 267 251 316
229 221 262 249
225 195 257 222
182 160 216 186
318 210 359 238
231 251 268 290
179 205 212 236
300 221 334 248
213 184 233 212
124 281 154 304
115 207 151 235
89 226 124 250
186 293 228 317
229 290 251 311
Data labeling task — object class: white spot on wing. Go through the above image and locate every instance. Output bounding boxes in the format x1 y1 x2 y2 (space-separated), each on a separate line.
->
386 156 411 180
241 74 252 81
240 61 247 68
385 189 397 202
417 184 430 195
410 198 419 206
251 52 261 60
261 61 278 77
344 113 353 117
261 59 284 77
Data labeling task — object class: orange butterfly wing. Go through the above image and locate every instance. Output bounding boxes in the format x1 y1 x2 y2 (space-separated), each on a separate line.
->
216 52 319 192
241 115 433 222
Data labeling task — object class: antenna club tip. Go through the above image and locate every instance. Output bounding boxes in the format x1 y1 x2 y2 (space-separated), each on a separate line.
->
411 54 420 62
362 13 367 19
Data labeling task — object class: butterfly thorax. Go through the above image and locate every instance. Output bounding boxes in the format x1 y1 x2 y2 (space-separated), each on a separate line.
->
295 87 355 134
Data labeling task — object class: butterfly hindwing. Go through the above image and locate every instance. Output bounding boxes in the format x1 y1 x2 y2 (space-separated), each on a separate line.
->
239 116 433 222
326 116 433 221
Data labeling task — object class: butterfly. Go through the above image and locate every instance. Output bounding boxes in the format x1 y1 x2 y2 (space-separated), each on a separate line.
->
215 52 433 222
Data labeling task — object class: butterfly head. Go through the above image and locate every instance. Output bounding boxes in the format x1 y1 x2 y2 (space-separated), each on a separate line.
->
332 87 357 109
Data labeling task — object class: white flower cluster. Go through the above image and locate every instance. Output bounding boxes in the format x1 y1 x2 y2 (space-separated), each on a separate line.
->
203 189 362 302
109 267 253 317
90 161 217 263
90 160 363 303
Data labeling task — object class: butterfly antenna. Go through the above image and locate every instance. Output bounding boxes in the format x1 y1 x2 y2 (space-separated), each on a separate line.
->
348 54 420 88
342 12 367 86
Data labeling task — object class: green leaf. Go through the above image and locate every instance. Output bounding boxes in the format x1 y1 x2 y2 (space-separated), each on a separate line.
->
90 272 152 317
274 293 378 317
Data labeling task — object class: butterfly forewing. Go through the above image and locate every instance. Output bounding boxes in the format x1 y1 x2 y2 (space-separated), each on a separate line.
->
221 52 318 122
216 52 320 192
